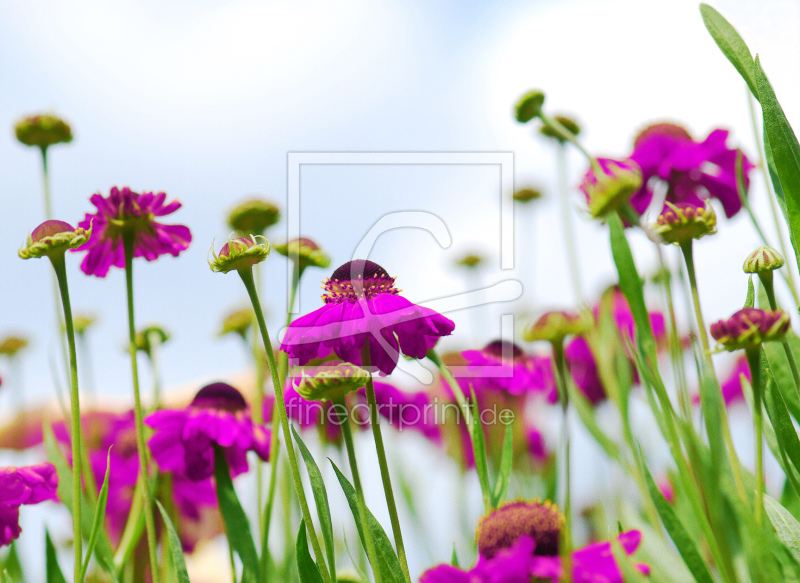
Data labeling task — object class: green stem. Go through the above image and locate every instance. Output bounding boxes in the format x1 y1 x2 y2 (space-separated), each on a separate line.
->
551 342 571 579
680 241 711 359
261 261 302 579
761 273 800 402
334 395 383 583
50 254 83 583
40 146 53 220
122 233 161 583
746 348 764 526
362 346 411 583
146 330 164 410
238 267 332 583
748 91 800 305
538 112 595 165
555 143 584 304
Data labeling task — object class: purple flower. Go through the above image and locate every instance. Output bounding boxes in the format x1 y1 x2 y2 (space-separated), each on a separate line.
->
628 122 753 218
461 340 556 398
280 260 455 375
710 308 790 351
0 463 58 546
421 499 648 583
146 382 271 481
74 186 191 277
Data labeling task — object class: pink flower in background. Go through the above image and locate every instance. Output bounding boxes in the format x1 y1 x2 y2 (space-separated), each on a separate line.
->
461 340 556 399
280 259 455 375
147 382 271 481
74 186 191 277
0 463 58 546
628 122 753 218
692 355 751 406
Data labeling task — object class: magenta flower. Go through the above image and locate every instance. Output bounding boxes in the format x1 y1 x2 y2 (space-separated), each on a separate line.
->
73 186 191 277
146 382 271 481
421 499 648 583
461 340 556 398
280 259 455 375
710 308 790 351
628 122 753 218
0 463 58 546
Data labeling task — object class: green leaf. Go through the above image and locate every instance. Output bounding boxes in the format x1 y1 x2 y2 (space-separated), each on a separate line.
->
765 493 800 565
608 214 656 360
291 425 336 581
761 350 800 476
642 463 716 583
490 424 514 507
296 520 325 583
330 460 404 583
699 4 757 97
44 531 67 583
42 423 116 577
467 385 491 508
755 57 800 274
610 536 648 583
745 276 755 308
569 382 621 461
155 501 191 583
214 446 259 583
450 545 460 568
81 447 112 580
2 570 13 583
343 528 370 583
2 543 23 583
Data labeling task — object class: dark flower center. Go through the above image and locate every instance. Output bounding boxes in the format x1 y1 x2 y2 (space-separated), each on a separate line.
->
32 220 75 242
191 382 248 412
483 340 523 358
634 122 692 148
323 259 399 304
476 500 564 559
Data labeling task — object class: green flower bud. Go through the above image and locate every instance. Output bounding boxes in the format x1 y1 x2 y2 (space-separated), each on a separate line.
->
135 325 170 357
296 363 370 402
273 238 330 272
219 307 255 339
227 199 280 236
743 245 785 274
652 202 717 245
524 310 591 344
14 113 73 149
0 336 29 358
19 220 90 259
539 115 581 142
710 308 790 351
456 253 484 269
72 313 97 335
512 188 543 203
209 236 270 273
580 159 642 218
514 90 545 123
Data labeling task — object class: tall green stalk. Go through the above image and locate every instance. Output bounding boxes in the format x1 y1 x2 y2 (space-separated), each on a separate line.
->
122 234 161 583
760 273 800 400
50 253 83 583
333 395 383 583
551 342 571 580
361 346 411 583
745 348 765 526
238 267 332 583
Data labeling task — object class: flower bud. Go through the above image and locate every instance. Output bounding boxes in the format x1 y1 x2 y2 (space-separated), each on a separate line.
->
14 114 72 149
296 363 369 402
476 499 564 559
710 308 790 351
227 199 280 236
653 202 717 245
524 310 591 344
514 90 545 123
0 336 29 358
72 313 97 335
135 325 170 357
19 220 90 259
580 159 642 218
743 245 785 274
456 253 484 269
512 188 543 203
219 308 255 339
539 115 581 142
209 236 270 273
273 238 330 272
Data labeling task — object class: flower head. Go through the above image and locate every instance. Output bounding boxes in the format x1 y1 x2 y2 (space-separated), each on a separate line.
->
743 245 785 274
0 463 58 546
524 311 591 345
19 220 90 260
514 90 545 123
273 237 330 272
477 500 564 559
74 186 191 277
629 122 753 218
146 382 271 481
540 115 580 142
209 236 270 274
711 308 790 351
227 199 280 236
73 313 97 335
580 158 643 218
219 307 255 340
461 340 554 398
0 337 28 358
296 362 370 402
14 114 72 149
280 259 455 375
135 325 170 358
652 201 717 245
512 188 543 203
